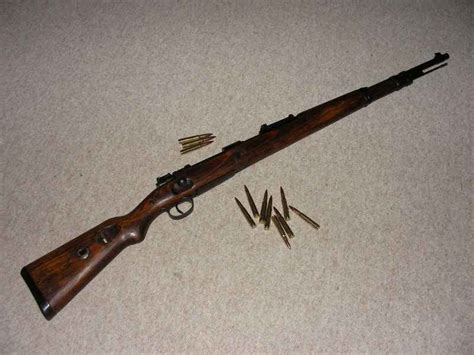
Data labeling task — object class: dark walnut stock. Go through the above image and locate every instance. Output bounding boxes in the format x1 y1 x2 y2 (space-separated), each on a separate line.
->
21 53 449 320
20 187 172 320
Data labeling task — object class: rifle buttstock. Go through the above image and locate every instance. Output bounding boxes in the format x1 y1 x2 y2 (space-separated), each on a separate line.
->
21 215 150 320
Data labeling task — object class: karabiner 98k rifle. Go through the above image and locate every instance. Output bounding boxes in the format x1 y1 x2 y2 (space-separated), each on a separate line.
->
21 53 449 320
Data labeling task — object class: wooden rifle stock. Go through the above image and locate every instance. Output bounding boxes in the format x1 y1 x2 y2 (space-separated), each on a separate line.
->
21 53 449 319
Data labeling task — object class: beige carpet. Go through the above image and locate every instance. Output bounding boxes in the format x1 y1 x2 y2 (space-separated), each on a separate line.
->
1 1 472 353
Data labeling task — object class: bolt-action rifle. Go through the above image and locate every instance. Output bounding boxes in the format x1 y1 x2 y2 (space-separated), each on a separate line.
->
21 53 449 320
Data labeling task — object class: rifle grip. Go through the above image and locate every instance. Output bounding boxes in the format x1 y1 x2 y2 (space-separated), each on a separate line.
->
21 216 148 320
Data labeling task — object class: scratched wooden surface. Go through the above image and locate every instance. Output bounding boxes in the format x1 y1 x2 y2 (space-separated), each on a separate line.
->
1 1 472 352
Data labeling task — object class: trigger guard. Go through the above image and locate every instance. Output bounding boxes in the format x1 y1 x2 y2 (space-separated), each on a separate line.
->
175 204 186 214
167 197 194 220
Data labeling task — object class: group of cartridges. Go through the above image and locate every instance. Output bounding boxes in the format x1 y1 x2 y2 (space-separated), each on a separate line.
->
235 186 320 249
178 133 215 154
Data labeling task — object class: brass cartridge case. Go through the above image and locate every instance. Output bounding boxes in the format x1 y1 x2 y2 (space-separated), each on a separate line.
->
272 216 291 249
273 207 295 238
235 197 256 228
244 185 259 217
259 190 268 224
280 187 290 221
264 196 273 230
289 205 320 230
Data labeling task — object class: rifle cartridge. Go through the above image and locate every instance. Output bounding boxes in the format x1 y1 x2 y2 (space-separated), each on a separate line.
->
264 196 273 230
235 198 256 229
180 140 213 154
272 216 291 249
178 133 213 144
274 207 295 238
180 135 215 148
280 187 290 221
289 205 320 230
244 185 259 217
259 190 268 224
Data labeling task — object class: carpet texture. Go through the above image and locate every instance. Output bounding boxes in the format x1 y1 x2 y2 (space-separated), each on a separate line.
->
1 0 472 353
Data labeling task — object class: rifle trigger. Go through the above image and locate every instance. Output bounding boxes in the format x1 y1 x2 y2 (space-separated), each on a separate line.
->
167 197 194 220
